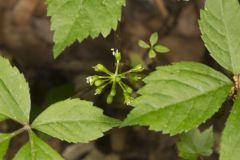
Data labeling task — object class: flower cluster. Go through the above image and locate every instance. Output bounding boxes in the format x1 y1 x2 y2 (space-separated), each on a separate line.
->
86 49 143 105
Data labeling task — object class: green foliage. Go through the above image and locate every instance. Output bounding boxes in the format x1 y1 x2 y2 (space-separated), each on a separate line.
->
32 99 120 143
154 45 170 53
0 56 121 159
138 40 150 49
198 0 240 158
1 0 240 158
0 57 30 124
199 0 240 74
220 94 240 160
138 32 169 58
0 115 7 122
125 0 240 157
0 129 26 159
177 127 214 160
13 132 64 160
86 49 143 104
149 32 158 46
0 133 11 159
46 0 125 58
122 62 232 135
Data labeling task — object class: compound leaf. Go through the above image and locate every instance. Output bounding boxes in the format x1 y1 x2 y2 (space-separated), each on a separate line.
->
32 99 121 143
199 0 240 74
13 132 63 160
123 62 232 135
177 127 214 160
47 0 125 58
0 133 11 159
220 94 240 160
0 56 30 124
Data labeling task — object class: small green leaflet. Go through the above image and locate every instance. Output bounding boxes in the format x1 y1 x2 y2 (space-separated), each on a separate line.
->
220 94 240 160
0 56 30 124
149 32 158 46
13 132 63 160
148 49 156 59
0 133 11 159
154 45 170 53
138 40 150 49
47 0 125 58
123 62 232 135
32 99 121 143
199 0 240 74
177 127 214 160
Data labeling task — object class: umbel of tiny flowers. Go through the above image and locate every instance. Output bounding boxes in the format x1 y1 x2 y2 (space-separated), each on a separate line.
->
138 32 170 58
86 49 144 105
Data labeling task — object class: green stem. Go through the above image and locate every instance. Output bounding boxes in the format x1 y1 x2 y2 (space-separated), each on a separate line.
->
28 130 36 159
115 60 120 76
118 81 127 93
101 68 113 76
7 127 26 140
96 76 111 79
98 80 112 90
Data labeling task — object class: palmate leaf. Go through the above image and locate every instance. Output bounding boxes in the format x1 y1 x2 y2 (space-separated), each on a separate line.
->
123 62 232 135
220 94 240 160
47 0 125 58
177 127 214 160
0 133 11 159
13 132 63 160
0 56 30 124
32 99 121 143
199 0 240 74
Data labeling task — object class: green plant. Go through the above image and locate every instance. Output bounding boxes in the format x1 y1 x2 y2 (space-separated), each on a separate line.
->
138 32 170 58
177 127 214 160
46 0 125 58
122 0 240 159
86 49 143 104
1 0 240 159
0 57 120 159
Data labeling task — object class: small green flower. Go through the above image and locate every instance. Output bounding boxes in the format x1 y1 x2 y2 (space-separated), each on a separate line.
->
86 49 143 105
138 32 170 58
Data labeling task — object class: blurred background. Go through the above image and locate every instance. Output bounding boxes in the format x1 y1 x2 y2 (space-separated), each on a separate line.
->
0 0 231 159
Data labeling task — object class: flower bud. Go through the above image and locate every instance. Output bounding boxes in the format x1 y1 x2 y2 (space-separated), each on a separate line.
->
110 89 116 96
86 76 98 85
94 80 104 86
111 48 121 61
131 64 144 72
130 74 142 81
93 64 105 71
124 94 133 105
95 88 103 95
107 95 113 104
93 64 112 75
126 86 133 94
